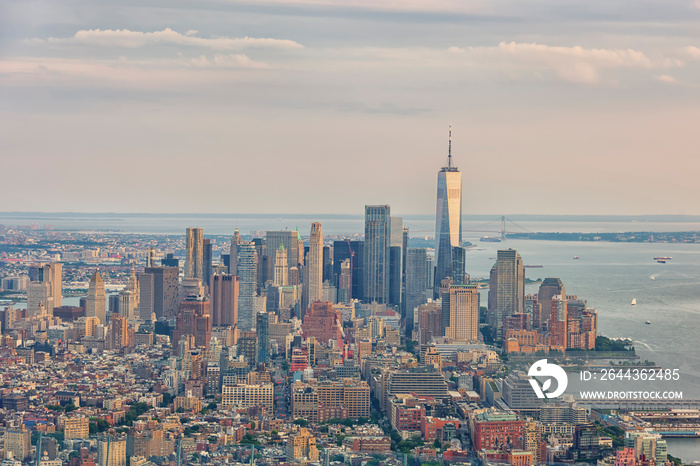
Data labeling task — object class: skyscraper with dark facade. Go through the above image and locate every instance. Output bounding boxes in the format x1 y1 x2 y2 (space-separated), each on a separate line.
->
363 205 390 304
536 278 565 330
333 240 363 301
237 242 257 331
143 266 180 320
202 239 213 289
405 248 428 335
256 312 269 365
434 127 462 297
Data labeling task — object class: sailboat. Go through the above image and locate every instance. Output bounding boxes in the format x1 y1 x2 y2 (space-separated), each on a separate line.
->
631 299 637 306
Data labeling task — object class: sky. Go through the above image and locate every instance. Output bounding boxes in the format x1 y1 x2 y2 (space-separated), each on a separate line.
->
2 0 700 216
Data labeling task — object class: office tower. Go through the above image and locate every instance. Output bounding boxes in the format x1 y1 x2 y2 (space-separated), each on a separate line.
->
29 263 63 307
301 302 343 345
5 429 31 462
161 253 179 267
172 297 211 355
202 238 213 289
27 282 52 316
238 331 258 367
389 217 404 308
142 267 179 320
549 295 568 349
238 242 257 331
434 126 462 297
86 271 107 324
98 437 127 466
137 273 154 321
229 228 241 275
109 313 129 351
185 227 204 280
211 274 239 327
118 291 137 320
322 245 333 283
404 248 428 335
439 278 453 334
273 245 289 286
333 240 363 301
363 205 390 304
444 284 479 342
257 312 269 364
488 249 525 341
451 246 466 285
307 222 323 304
338 259 352 304
265 231 300 281
286 428 319 463
252 237 266 285
418 303 442 345
536 278 565 330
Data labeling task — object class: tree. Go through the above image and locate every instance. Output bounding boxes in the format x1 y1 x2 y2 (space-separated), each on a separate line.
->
293 418 308 427
207 402 217 411
176 407 185 413
433 439 441 449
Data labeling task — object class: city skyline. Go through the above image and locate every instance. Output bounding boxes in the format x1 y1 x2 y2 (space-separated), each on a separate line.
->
3 1 700 215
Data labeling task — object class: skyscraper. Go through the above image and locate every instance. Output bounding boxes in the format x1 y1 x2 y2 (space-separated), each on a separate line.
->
488 249 525 341
202 238 213 289
27 263 62 315
185 227 204 280
172 296 211 355
257 311 270 365
211 274 239 327
333 240 363 300
86 271 106 324
273 245 288 286
434 126 462 297
405 248 428 335
142 266 180 320
444 284 479 342
307 222 323 304
363 205 390 304
238 242 258 331
536 278 565 330
265 231 300 281
229 228 241 275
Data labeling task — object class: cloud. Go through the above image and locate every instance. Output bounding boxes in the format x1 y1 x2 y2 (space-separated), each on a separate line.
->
692 0 700 10
654 74 678 84
685 46 700 58
30 28 303 50
448 41 681 84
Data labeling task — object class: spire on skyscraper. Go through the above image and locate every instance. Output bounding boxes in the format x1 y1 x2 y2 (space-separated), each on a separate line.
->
448 123 452 168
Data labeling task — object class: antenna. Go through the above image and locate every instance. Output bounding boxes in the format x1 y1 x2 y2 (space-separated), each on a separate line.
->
448 123 452 168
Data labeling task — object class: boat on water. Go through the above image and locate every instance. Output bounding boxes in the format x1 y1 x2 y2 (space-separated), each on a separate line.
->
631 299 637 306
657 260 666 264
573 256 580 259
481 236 502 243
654 257 673 261
524 265 543 268
645 320 651 325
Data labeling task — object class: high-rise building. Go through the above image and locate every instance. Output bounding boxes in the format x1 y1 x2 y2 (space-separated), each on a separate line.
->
418 303 442 345
4 429 30 462
257 311 269 365
301 301 343 345
86 271 107 324
98 436 127 466
549 294 568 350
238 242 257 331
444 284 479 342
286 428 319 463
363 205 390 304
185 227 204 280
307 222 324 306
388 217 404 308
488 249 525 341
434 126 462 297
238 330 258 367
172 297 211 355
202 238 213 289
536 278 565 330
338 259 352 304
229 228 241 275
27 281 52 316
333 240 363 300
142 267 179 320
211 274 239 327
405 248 428 335
30 263 63 307
273 245 288 286
265 231 301 282
109 313 129 351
